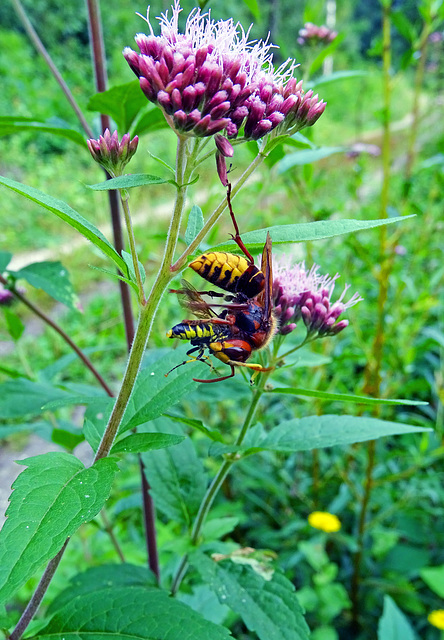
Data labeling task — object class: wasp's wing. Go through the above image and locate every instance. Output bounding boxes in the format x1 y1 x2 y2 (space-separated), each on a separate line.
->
259 232 273 322
174 280 217 319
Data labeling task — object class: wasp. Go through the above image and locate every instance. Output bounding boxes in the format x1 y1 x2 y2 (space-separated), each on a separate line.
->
166 184 276 383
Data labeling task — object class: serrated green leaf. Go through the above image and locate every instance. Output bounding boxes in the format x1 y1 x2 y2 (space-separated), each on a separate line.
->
210 216 415 254
3 308 24 341
420 565 444 598
111 432 185 454
0 251 12 272
0 453 118 606
0 117 85 146
87 81 148 133
0 176 127 275
277 147 345 173
82 399 115 451
121 349 210 432
12 261 79 311
202 517 239 541
0 378 72 419
192 552 310 640
33 584 231 640
185 205 204 246
377 595 415 640
48 564 157 613
87 174 172 191
141 419 207 525
268 387 427 406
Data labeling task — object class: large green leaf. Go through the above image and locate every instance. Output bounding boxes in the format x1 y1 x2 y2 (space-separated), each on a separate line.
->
87 81 148 133
0 116 85 147
48 564 157 614
377 595 415 640
210 415 430 456
258 415 430 452
111 432 185 454
141 419 207 526
0 176 127 274
121 349 210 432
87 173 171 191
210 216 415 254
192 552 309 640
0 378 72 419
33 584 231 640
0 453 118 606
11 261 79 311
3 308 25 341
268 387 427 406
133 107 169 136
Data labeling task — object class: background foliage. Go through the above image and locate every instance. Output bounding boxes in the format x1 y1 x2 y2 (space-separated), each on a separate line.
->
0 0 443 639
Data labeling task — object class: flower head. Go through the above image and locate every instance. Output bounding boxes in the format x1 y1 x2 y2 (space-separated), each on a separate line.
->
87 129 139 177
308 511 341 533
428 610 444 630
297 23 338 47
272 256 362 337
124 2 325 140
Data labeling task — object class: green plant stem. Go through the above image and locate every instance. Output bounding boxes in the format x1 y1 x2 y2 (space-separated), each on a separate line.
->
8 136 193 640
120 192 146 305
351 7 393 629
172 150 267 271
171 369 271 595
0 274 114 397
95 135 191 461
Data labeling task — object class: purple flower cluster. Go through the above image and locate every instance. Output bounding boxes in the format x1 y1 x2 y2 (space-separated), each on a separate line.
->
87 129 139 177
297 23 338 47
273 257 362 338
124 2 325 140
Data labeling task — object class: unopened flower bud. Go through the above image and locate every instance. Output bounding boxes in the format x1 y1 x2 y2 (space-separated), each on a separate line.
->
87 129 139 177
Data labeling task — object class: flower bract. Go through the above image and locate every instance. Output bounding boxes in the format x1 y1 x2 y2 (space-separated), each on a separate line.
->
124 1 325 140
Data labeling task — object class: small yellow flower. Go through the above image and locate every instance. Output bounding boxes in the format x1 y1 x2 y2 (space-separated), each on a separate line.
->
308 511 341 533
428 610 444 630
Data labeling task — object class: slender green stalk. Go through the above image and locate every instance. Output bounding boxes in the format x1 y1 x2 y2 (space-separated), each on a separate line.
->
8 135 193 640
352 2 393 630
120 193 146 305
171 369 271 595
172 150 267 272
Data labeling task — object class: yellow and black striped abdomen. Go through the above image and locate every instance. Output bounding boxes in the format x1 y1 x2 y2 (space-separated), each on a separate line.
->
190 252 264 296
166 322 215 341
